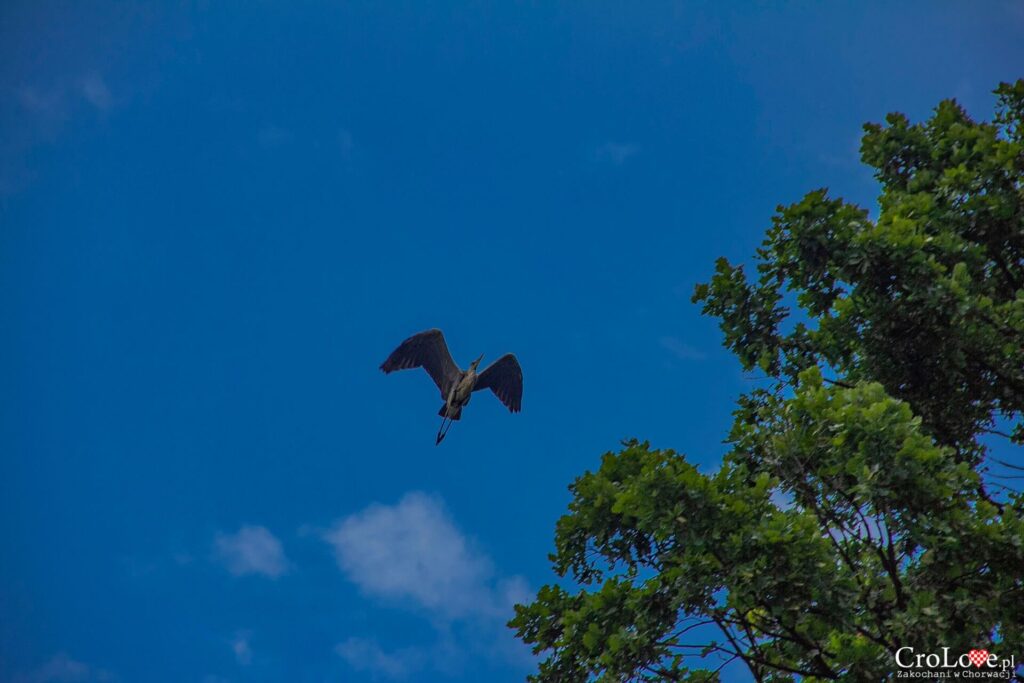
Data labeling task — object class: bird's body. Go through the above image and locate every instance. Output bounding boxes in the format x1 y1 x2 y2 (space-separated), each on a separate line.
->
380 329 522 444
443 364 478 420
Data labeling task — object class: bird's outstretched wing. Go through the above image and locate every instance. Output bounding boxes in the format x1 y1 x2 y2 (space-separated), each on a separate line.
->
474 353 523 413
380 329 461 398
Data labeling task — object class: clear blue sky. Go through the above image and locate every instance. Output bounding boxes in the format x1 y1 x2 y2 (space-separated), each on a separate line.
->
1 2 1021 681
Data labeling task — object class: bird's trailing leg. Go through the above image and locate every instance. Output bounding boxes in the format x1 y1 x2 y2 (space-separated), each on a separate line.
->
435 416 454 445
436 385 458 445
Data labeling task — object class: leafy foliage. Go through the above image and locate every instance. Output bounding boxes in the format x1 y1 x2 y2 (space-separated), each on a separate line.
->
512 82 1024 681
694 82 1024 460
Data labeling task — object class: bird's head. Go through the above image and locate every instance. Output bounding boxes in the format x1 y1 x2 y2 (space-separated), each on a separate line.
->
470 354 484 370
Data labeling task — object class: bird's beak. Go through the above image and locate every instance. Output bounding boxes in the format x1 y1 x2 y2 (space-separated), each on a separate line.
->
475 354 484 365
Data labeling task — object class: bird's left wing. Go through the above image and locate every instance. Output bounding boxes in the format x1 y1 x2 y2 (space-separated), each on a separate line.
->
473 353 523 413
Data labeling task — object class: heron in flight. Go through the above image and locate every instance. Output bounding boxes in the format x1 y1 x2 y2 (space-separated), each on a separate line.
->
380 329 523 444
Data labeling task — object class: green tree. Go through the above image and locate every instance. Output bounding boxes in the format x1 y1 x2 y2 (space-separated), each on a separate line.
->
511 81 1024 681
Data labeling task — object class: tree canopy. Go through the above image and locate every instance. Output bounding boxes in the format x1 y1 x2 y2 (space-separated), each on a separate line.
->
511 81 1024 681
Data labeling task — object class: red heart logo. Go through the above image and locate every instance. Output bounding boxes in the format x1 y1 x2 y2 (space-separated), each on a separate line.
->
967 649 989 668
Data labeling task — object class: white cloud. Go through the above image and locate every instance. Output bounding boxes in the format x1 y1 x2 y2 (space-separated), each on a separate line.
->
79 72 112 111
4 71 115 196
231 632 252 666
594 141 640 165
335 637 420 679
17 86 69 125
213 525 290 578
659 336 706 361
257 124 292 149
18 71 113 121
324 493 534 678
496 574 533 609
17 654 111 683
324 492 520 620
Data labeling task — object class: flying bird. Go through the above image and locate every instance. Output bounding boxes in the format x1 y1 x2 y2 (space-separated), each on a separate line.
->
380 329 523 444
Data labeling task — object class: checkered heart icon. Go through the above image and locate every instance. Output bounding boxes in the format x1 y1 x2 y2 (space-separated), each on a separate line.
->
967 649 989 668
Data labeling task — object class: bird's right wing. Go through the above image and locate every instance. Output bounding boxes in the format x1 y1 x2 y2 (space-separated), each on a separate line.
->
474 353 523 412
380 329 461 398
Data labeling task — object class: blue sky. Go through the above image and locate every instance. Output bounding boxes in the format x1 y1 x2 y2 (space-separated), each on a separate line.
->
1 2 1021 681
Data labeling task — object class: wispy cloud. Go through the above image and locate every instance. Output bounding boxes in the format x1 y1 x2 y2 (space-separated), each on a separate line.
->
16 86 69 128
593 141 640 165
335 637 421 679
3 71 116 196
324 492 532 678
231 631 253 666
213 525 290 578
16 653 112 683
17 72 114 122
257 124 292 149
659 336 706 361
79 72 113 111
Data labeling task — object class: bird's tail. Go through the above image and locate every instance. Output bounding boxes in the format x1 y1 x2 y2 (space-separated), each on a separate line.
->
439 404 462 420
